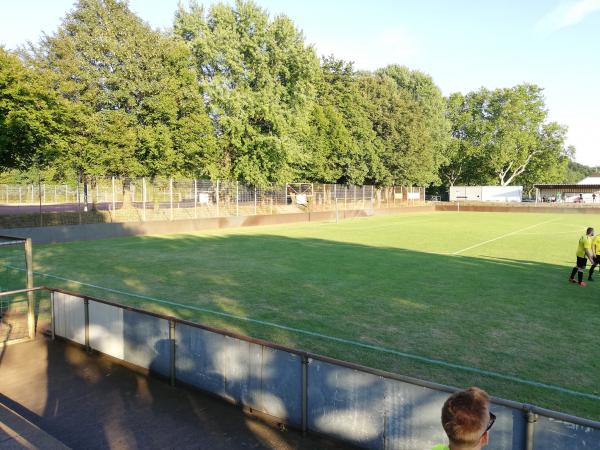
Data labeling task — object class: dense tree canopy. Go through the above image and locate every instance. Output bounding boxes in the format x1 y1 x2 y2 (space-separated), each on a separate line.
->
0 48 68 172
0 0 582 188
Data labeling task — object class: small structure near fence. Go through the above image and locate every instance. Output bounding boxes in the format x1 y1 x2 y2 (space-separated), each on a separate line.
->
449 186 523 203
535 182 600 204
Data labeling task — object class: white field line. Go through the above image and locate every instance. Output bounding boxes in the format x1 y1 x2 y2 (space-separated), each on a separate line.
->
3 262 600 401
452 219 561 256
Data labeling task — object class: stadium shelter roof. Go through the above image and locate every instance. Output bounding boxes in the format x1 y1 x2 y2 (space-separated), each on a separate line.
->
534 184 600 193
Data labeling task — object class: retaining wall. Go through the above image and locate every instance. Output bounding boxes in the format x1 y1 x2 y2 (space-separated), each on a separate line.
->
0 206 434 244
436 203 600 214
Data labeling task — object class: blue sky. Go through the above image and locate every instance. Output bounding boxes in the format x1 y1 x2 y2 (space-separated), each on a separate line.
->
1 0 599 166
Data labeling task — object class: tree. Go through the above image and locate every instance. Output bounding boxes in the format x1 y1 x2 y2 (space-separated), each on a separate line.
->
0 48 67 173
174 0 320 186
360 72 440 186
441 92 492 186
515 123 570 195
376 65 450 183
299 57 386 184
33 0 218 186
441 85 570 188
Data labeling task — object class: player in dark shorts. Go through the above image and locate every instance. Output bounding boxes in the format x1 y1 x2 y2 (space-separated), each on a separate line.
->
569 227 595 286
588 233 600 281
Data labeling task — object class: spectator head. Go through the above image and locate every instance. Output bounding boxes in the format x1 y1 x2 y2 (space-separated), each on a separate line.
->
441 387 493 450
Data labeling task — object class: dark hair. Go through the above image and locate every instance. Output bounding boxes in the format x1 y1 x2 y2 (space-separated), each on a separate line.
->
441 387 490 447
587 227 594 236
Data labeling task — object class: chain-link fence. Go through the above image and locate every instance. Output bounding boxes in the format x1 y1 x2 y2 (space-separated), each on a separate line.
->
0 178 426 228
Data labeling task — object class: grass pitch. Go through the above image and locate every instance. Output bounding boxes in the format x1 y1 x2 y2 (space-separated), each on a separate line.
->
2 211 600 420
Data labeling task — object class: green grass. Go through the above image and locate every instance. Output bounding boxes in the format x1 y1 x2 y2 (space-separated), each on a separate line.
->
2 211 600 420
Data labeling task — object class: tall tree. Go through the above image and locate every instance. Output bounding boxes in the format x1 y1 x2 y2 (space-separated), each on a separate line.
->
0 48 67 173
174 0 320 186
360 72 441 186
377 65 450 182
441 85 570 187
33 0 218 183
300 57 386 184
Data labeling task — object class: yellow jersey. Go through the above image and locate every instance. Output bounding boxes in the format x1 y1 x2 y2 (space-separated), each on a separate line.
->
593 235 600 253
576 235 592 258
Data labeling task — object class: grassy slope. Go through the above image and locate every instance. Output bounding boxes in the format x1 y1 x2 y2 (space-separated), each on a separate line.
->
4 211 600 419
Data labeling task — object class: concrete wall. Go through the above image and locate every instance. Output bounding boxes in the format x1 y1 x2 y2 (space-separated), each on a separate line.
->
0 206 435 244
436 203 600 214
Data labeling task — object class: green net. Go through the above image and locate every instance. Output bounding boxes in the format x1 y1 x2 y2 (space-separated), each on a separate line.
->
0 237 27 292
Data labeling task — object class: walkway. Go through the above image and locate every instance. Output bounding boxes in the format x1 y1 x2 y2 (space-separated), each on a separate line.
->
0 338 350 449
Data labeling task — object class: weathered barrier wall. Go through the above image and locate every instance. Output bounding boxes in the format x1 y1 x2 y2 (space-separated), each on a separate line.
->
436 203 600 214
50 289 600 450
0 206 435 244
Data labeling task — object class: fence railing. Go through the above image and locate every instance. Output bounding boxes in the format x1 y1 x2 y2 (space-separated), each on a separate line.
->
0 179 425 228
4 286 599 450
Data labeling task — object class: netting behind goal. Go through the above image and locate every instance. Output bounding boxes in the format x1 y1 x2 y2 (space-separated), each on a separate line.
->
0 236 28 293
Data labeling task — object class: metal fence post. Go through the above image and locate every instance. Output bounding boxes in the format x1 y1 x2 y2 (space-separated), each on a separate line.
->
170 177 174 221
169 320 176 386
525 409 537 450
111 177 116 212
50 291 55 340
236 181 239 216
142 177 147 222
84 298 90 352
216 180 220 217
25 238 35 339
254 187 257 215
194 179 198 219
301 355 309 434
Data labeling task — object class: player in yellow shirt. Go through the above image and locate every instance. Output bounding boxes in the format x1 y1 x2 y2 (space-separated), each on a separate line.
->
588 233 600 281
569 227 595 286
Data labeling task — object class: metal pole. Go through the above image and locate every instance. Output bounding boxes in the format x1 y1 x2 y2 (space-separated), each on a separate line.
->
25 238 35 339
525 410 537 450
194 179 198 219
216 180 220 217
371 185 374 209
362 185 365 208
38 172 43 227
112 176 116 212
170 177 174 221
77 175 82 224
335 198 339 224
142 177 147 222
236 181 239 216
169 320 176 386
301 355 308 434
50 291 55 340
84 298 90 352
254 187 257 215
